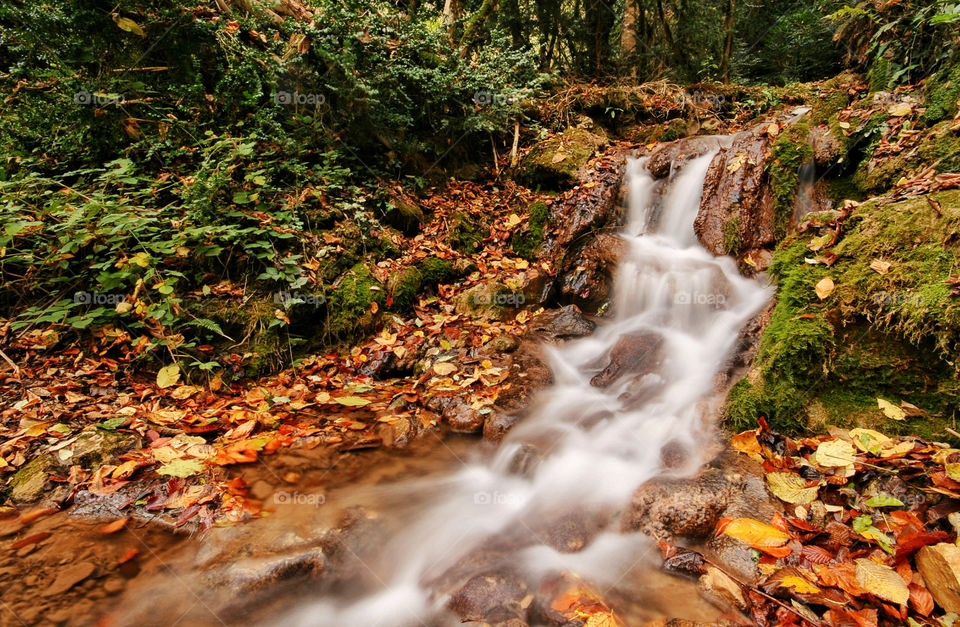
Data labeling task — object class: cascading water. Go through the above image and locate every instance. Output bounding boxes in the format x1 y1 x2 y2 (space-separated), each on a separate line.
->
284 143 773 626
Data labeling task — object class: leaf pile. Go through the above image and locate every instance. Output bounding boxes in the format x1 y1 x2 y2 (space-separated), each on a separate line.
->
720 418 960 625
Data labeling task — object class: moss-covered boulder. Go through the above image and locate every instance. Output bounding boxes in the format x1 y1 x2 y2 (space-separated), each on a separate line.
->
381 195 426 235
454 282 524 319
510 201 549 260
326 263 386 340
8 454 57 503
725 189 960 441
387 257 455 311
923 63 960 126
518 127 607 189
447 212 487 253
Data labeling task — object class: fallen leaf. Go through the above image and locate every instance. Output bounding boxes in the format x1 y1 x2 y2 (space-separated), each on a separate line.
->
720 518 791 548
870 259 892 275
812 439 856 467
156 458 204 478
333 396 371 407
855 558 909 604
780 575 821 594
815 277 835 300
100 517 129 534
887 102 913 117
767 472 819 504
433 362 457 376
156 364 180 389
877 398 906 421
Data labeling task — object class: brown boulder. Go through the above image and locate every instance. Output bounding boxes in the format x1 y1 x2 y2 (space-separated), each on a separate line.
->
557 232 627 312
694 125 776 256
590 332 664 387
648 136 731 179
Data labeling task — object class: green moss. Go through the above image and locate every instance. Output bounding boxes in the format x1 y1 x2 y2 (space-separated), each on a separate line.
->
326 262 386 341
447 212 486 253
511 200 550 260
519 127 605 189
660 118 689 142
387 257 454 311
722 214 742 255
769 122 813 239
923 64 960 126
725 189 960 438
810 91 851 127
916 121 960 173
826 175 866 205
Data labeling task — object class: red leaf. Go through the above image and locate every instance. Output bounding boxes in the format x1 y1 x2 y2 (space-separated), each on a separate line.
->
895 531 950 559
801 544 834 564
909 583 934 617
100 517 129 534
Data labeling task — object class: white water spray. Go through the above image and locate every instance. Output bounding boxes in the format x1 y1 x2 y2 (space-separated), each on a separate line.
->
285 147 772 626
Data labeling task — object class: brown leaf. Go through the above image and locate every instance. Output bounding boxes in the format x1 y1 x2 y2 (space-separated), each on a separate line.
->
10 532 52 550
100 517 129 534
909 583 934 617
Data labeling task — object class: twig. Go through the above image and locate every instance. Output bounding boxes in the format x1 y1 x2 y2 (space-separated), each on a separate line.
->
510 119 520 168
0 349 19 377
945 427 960 440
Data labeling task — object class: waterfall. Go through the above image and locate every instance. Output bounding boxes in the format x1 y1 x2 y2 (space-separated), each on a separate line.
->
283 148 773 626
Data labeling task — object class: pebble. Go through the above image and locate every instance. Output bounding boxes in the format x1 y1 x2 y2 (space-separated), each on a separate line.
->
42 561 95 597
103 577 126 595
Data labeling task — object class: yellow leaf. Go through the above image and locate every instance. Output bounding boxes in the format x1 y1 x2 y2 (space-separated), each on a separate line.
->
877 398 906 421
727 152 746 173
731 430 763 462
506 214 522 229
721 518 790 548
156 458 203 478
315 391 332 403
767 472 819 504
170 385 201 400
887 102 913 117
854 559 909 604
838 121 851 129
551 152 567 164
113 14 146 37
812 439 856 467
780 575 821 594
849 428 891 454
870 259 891 275
815 277 835 300
433 362 457 376
115 300 132 314
333 396 371 407
156 364 181 389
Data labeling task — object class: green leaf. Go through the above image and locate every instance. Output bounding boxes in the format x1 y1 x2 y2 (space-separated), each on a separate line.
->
113 15 146 37
97 417 127 431
156 458 204 478
865 495 904 508
333 396 371 407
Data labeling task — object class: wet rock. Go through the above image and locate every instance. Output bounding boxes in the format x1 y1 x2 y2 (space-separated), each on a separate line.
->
530 305 595 340
426 396 485 434
622 471 733 539
697 565 747 611
591 332 664 387
809 124 845 167
648 136 730 179
449 569 530 623
545 154 627 253
558 232 627 312
202 549 326 592
103 577 126 595
694 125 776 256
519 127 607 190
43 561 95 596
482 334 520 355
377 416 418 448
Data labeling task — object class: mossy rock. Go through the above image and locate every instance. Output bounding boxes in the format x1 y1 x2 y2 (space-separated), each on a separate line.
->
725 189 960 440
8 454 57 503
510 200 550 260
810 91 851 127
326 262 386 340
518 127 606 189
922 63 960 126
387 257 455 311
447 212 486 253
190 296 285 376
768 121 814 239
381 197 425 235
454 282 523 319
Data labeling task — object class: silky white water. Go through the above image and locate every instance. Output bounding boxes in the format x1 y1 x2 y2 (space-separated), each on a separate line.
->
284 147 772 626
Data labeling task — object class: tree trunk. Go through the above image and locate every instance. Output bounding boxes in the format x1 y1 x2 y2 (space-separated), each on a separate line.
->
621 0 638 74
721 0 735 82
585 0 615 74
501 0 524 48
458 0 499 59
443 0 464 44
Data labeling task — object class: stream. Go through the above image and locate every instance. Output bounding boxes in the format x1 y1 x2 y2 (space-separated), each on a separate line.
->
109 143 774 626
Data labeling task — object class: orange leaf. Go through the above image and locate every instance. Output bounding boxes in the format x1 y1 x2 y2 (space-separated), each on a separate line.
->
100 517 129 534
720 517 791 548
